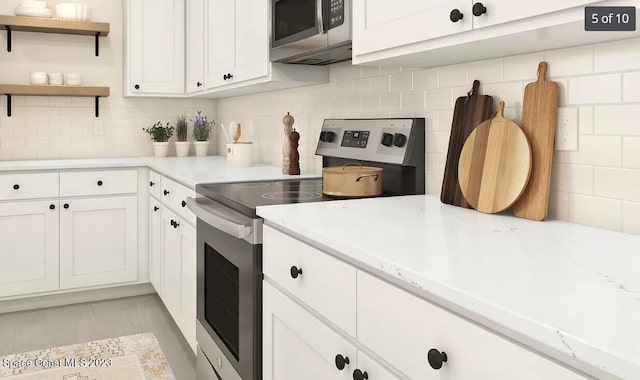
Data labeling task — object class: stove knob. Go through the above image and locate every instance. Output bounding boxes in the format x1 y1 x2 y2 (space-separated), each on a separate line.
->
381 133 394 147
393 133 407 147
320 131 336 143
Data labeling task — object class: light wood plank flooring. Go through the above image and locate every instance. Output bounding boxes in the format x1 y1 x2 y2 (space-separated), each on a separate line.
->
0 294 196 380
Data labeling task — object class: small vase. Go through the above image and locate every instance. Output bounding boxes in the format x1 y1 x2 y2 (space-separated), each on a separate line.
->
175 141 191 157
152 142 170 158
194 141 209 157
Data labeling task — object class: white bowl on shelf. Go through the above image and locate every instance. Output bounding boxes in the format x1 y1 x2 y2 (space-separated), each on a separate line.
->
30 72 48 85
19 0 48 9
64 73 82 86
55 3 89 21
15 7 53 18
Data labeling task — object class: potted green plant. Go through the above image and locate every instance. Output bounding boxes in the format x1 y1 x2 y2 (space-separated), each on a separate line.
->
143 121 174 157
192 110 215 157
175 115 190 157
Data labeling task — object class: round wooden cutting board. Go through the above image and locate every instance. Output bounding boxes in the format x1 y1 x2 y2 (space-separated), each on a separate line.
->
458 101 532 214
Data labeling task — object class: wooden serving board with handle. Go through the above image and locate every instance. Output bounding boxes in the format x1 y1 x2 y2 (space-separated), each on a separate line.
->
512 62 559 221
441 80 494 208
458 101 532 214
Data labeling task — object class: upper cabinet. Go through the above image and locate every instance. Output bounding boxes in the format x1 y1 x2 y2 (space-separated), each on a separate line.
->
353 0 638 67
125 0 185 96
186 0 205 94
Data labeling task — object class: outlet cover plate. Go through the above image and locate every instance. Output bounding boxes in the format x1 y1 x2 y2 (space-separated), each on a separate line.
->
555 107 578 151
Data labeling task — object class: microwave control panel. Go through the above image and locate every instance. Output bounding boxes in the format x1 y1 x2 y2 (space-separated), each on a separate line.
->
327 0 345 29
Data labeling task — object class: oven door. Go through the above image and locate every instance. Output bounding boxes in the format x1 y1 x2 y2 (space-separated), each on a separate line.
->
186 197 262 380
271 0 328 60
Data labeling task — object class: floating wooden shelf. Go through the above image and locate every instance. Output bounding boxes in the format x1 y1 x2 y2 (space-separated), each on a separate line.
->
0 15 110 56
0 84 110 117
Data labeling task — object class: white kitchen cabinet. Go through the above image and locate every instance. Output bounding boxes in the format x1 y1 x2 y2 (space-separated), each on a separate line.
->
125 0 185 96
149 196 163 296
0 200 59 298
161 208 197 353
263 281 357 380
186 0 205 94
59 196 138 289
355 351 402 380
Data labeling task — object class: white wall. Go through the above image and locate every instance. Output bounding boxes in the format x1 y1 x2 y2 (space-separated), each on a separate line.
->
0 0 216 159
216 38 640 235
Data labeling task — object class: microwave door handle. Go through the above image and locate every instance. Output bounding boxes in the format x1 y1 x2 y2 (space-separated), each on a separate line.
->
317 0 326 33
185 197 252 240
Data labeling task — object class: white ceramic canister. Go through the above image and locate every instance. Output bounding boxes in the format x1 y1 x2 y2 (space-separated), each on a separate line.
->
227 142 253 167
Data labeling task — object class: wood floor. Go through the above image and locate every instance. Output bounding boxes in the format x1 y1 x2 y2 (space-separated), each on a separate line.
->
0 294 196 380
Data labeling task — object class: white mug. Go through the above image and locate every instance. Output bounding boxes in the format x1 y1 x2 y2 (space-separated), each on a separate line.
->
227 142 253 167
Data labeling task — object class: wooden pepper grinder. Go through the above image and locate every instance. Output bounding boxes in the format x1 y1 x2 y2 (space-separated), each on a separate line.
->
289 127 300 175
282 112 293 174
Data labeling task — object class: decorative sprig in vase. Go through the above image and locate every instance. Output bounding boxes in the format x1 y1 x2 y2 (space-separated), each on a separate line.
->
192 111 215 157
143 121 174 157
175 115 190 157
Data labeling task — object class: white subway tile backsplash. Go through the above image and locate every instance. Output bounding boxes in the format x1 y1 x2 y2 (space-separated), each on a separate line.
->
425 131 450 154
594 105 640 135
484 82 524 108
413 68 438 90
547 192 568 220
437 110 453 132
623 72 640 102
379 67 402 75
595 38 640 72
48 97 73 107
503 52 545 81
360 94 380 112
467 58 503 84
438 63 468 88
345 96 361 113
329 61 361 82
578 106 594 135
623 201 640 235
566 135 622 167
568 74 621 104
390 72 413 92
594 167 640 202
568 194 622 231
25 97 49 107
426 174 444 196
353 78 371 95
359 65 380 78
370 75 390 93
426 88 454 110
623 137 640 169
544 45 593 77
550 164 594 194
401 90 424 112
380 93 401 112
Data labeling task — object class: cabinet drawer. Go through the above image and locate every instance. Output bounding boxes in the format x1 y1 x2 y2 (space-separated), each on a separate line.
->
60 170 138 197
263 225 357 336
0 172 58 200
357 271 587 380
160 176 196 225
149 170 162 199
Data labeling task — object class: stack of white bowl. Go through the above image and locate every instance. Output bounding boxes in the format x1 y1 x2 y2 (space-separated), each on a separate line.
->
15 0 52 18
55 3 90 21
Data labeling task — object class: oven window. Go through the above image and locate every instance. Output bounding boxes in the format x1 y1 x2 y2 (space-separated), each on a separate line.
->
204 244 240 360
274 0 317 42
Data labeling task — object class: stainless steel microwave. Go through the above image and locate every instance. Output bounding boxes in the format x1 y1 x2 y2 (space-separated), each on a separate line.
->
270 0 352 65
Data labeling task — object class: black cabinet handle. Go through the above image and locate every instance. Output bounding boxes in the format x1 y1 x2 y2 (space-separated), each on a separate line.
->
170 219 175 227
427 348 448 370
450 9 463 22
173 220 180 228
290 266 303 279
49 204 56 210
352 369 369 380
223 74 228 80
97 180 103 186
153 206 159 212
164 190 170 196
228 73 233 79
472 2 487 16
197 81 202 87
150 181 155 187
134 84 140 90
63 203 69 209
335 354 350 370
13 184 19 190
181 200 186 208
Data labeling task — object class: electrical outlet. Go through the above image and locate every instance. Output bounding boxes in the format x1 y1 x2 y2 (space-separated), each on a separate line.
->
93 120 104 136
555 107 578 151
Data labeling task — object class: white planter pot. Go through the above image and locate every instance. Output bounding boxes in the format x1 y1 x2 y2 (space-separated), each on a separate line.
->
175 141 191 157
194 141 209 157
152 142 170 158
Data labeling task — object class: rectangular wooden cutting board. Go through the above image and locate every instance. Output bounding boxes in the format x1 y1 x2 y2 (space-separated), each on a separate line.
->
441 80 494 208
512 62 558 221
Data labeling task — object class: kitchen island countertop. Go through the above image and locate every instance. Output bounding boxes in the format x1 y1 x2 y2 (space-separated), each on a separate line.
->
257 195 640 380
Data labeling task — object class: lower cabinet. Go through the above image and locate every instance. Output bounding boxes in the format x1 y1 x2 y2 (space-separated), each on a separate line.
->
0 200 59 298
59 196 138 289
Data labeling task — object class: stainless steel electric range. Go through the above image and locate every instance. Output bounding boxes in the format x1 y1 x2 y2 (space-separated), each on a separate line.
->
187 118 425 380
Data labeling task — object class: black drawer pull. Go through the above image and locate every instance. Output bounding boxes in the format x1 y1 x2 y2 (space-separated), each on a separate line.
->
49 204 55 210
97 180 103 186
427 348 448 370
290 266 303 279
450 9 463 22
164 189 170 196
153 206 159 212
335 354 350 370
13 184 19 190
181 200 187 207
353 369 368 380
150 181 155 187
63 203 69 209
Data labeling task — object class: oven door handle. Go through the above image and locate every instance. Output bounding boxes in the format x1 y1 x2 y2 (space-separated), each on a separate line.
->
185 197 254 242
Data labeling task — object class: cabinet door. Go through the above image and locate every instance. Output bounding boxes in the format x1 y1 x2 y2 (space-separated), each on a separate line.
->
186 0 205 93
356 351 403 380
0 201 59 298
472 0 603 29
263 281 356 380
149 197 163 296
59 196 138 289
162 209 197 353
353 0 471 56
234 0 269 82
127 0 185 95
205 0 236 89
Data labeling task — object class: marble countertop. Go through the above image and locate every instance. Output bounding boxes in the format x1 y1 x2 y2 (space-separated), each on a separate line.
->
257 195 640 380
0 156 319 188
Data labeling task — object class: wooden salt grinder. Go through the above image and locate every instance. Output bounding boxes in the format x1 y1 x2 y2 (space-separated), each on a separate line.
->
289 128 300 175
282 112 294 174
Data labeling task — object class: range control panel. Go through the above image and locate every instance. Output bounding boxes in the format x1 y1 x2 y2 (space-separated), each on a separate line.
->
341 130 370 148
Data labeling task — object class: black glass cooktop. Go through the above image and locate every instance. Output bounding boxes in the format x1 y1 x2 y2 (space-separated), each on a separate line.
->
197 179 334 218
